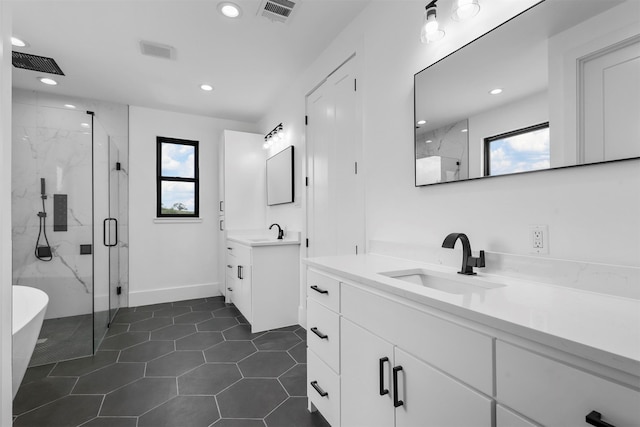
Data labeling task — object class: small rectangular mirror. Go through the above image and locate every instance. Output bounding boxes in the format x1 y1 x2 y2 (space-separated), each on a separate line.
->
266 145 294 206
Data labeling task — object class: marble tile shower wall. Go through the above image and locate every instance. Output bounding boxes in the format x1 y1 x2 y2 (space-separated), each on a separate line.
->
11 89 129 319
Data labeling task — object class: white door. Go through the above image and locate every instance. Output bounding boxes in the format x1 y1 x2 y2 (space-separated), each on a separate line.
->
306 56 364 258
341 318 395 427
581 36 640 163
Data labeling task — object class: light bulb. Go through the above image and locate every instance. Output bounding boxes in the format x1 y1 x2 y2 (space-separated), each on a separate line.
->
452 0 480 21
421 9 445 44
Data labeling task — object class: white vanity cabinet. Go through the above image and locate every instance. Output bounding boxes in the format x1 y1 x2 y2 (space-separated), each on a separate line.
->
228 239 299 333
496 341 640 427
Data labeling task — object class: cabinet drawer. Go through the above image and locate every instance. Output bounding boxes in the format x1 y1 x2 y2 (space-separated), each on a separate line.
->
307 299 340 373
497 405 539 427
307 269 340 312
341 283 493 395
308 350 340 427
496 341 640 427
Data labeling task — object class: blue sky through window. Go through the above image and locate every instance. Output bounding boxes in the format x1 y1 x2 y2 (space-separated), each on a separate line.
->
488 127 550 176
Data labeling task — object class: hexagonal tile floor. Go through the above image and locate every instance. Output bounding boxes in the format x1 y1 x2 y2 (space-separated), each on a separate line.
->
13 296 329 427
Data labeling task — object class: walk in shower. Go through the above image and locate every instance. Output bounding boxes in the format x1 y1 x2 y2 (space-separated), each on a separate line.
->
11 89 128 366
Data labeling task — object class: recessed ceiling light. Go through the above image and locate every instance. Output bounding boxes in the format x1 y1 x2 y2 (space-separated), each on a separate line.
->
461 128 468 133
80 123 90 128
218 2 242 18
417 120 427 126
489 88 503 95
426 140 433 143
11 36 28 48
200 84 214 91
38 77 58 86
64 104 76 109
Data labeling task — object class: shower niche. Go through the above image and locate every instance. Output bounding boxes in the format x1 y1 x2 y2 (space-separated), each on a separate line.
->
11 89 129 365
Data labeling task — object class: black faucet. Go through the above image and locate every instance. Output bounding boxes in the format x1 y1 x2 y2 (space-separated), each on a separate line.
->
442 233 485 275
269 223 284 240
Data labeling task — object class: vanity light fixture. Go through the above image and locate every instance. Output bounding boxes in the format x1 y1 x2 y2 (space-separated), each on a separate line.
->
200 84 214 91
421 0 445 44
218 2 242 18
38 77 57 86
489 88 503 95
11 36 29 48
264 123 284 149
451 0 480 21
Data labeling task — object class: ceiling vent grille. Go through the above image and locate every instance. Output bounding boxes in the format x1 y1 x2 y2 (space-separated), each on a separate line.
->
139 41 176 60
258 0 298 23
12 52 65 75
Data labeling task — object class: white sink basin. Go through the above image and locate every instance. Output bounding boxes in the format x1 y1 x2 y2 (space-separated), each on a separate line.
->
379 268 505 295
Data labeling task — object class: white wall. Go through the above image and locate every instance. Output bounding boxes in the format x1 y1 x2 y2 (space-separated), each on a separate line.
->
128 106 257 306
0 2 12 423
261 0 640 268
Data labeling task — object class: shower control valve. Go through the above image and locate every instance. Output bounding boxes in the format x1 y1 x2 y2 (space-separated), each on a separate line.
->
37 212 47 218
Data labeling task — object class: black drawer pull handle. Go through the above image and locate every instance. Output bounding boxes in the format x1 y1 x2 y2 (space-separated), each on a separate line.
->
586 411 615 427
227 287 233 292
310 381 328 397
310 285 328 294
393 365 403 407
227 247 233 250
310 327 328 340
227 265 233 268
379 357 389 396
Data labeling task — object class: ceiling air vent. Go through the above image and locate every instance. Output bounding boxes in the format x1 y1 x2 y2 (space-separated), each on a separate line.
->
12 52 65 75
258 0 298 23
139 41 176 60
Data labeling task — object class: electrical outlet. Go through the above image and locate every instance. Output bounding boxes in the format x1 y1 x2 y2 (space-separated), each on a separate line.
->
529 225 549 254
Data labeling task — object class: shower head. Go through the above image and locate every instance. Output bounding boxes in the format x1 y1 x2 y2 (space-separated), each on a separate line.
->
40 178 46 196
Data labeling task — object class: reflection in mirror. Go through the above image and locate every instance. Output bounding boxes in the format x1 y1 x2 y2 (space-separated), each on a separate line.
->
414 0 640 186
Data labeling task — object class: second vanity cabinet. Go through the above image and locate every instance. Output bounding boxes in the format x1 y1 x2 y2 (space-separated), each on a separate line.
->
227 238 299 333
305 264 640 427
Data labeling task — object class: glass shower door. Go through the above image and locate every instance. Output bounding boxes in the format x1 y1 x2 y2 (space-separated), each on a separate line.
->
107 139 120 323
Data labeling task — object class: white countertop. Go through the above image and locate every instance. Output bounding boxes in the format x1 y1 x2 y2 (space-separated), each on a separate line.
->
227 234 300 247
303 254 640 378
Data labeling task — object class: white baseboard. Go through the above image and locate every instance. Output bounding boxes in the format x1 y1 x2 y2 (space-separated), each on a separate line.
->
129 282 221 307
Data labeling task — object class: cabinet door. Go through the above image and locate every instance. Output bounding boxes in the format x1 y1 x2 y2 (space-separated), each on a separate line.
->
234 245 252 322
395 348 493 427
341 318 395 427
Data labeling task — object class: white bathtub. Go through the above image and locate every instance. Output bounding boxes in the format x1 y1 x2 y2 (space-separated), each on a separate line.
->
12 285 48 399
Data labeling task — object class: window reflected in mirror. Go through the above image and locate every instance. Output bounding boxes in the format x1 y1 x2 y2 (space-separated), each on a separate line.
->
484 122 550 177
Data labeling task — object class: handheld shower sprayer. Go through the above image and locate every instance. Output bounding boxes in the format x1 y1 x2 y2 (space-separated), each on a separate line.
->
35 178 53 261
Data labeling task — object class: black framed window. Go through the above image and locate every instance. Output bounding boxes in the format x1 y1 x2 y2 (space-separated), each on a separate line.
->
157 136 199 217
484 122 550 177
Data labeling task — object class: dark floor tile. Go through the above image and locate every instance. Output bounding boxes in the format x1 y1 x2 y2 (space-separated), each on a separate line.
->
146 351 204 377
72 362 145 394
13 376 77 415
119 340 175 363
134 302 173 312
295 328 306 341
178 363 242 395
217 379 287 418
105 324 129 337
214 306 242 318
150 324 196 341
112 311 153 324
128 316 173 332
197 317 239 332
176 332 224 350
236 315 250 325
13 395 102 427
264 397 330 427
172 298 208 307
100 377 177 416
191 300 227 312
174 311 213 324
223 324 265 341
212 419 265 427
279 364 307 397
80 417 137 427
153 306 191 317
207 296 226 302
239 352 296 378
20 363 55 385
139 395 219 427
50 351 119 377
204 341 257 363
288 342 307 363
99 332 149 350
253 331 302 351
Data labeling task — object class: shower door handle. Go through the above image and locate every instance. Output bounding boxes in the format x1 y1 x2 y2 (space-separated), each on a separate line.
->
103 218 118 247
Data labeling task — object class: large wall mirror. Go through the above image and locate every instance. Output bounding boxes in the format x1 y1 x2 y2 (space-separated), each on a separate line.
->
414 0 639 186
